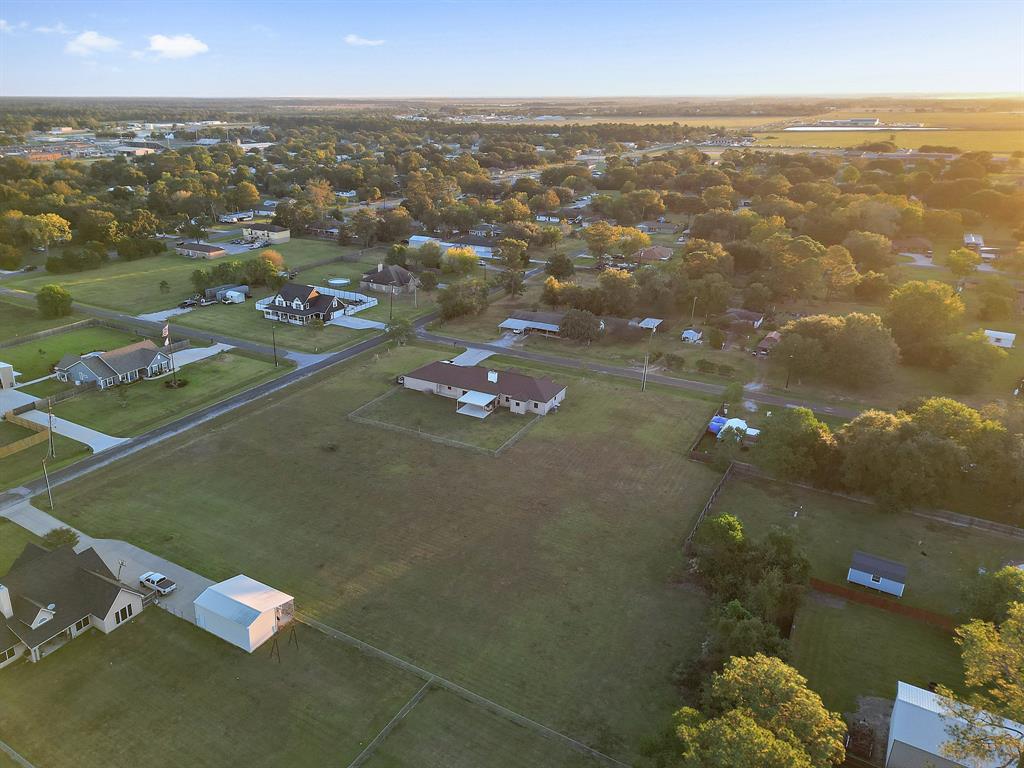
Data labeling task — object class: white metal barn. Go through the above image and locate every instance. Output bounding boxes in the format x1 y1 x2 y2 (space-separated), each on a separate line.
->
193 575 294 653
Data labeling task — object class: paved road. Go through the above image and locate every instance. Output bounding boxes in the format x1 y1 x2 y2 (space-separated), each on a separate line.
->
418 329 862 420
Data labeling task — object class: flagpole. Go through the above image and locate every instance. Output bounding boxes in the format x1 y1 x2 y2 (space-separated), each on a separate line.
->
163 322 177 387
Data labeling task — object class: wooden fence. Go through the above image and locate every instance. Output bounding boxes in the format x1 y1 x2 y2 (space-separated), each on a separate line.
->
683 462 735 554
0 411 49 458
809 578 957 631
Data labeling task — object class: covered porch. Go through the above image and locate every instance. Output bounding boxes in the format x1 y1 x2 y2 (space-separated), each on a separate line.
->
456 390 496 419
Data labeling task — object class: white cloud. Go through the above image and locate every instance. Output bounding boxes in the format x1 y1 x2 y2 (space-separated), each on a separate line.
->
65 30 120 55
1 19 28 33
344 33 384 47
147 33 209 59
35 22 73 35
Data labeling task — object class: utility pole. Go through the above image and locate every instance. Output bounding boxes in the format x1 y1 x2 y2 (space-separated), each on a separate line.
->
41 459 54 510
271 325 279 367
47 400 55 459
690 295 698 325
641 326 656 392
389 288 394 322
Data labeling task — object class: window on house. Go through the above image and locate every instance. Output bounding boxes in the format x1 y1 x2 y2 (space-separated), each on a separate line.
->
115 604 134 625
0 647 14 663
870 574 881 583
74 617 89 632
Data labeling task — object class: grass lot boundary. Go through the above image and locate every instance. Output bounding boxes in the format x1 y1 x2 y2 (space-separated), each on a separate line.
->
347 386 542 457
346 679 435 768
0 318 95 350
683 462 735 553
298 614 630 768
809 578 956 632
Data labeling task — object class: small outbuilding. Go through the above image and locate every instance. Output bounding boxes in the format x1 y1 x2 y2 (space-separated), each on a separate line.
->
193 575 294 653
847 550 907 598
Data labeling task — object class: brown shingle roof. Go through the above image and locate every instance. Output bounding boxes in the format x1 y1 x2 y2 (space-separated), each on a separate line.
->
406 361 565 403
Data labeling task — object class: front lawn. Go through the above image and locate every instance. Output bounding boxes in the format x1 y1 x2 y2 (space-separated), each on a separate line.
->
0 609 424 768
0 432 91 493
791 596 963 715
352 387 540 453
0 326 140 382
53 351 288 437
36 343 721 762
0 299 84 345
711 475 1022 616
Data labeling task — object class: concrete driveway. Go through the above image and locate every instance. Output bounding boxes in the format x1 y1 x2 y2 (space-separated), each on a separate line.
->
328 315 387 330
137 306 195 322
170 341 234 370
17 410 128 453
450 347 496 366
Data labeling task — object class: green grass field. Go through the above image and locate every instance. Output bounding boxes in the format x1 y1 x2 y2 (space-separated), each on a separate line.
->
0 326 140 382
353 387 539 453
753 129 1024 153
0 430 91 493
790 596 963 714
52 351 287 437
711 475 1021 616
0 299 85 345
0 609 426 768
0 419 33 447
32 343 721 761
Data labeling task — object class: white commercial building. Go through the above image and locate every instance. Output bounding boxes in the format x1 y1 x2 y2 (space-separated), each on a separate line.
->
193 575 294 653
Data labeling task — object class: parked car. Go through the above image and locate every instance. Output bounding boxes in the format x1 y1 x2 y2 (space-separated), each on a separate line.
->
178 298 198 309
139 572 176 595
23 265 37 272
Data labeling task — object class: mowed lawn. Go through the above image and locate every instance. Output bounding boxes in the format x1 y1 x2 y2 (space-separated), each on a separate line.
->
0 430 90 493
353 387 537 453
0 519 41 573
791 596 963 715
0 326 140 382
0 299 84 345
0 609 425 768
711 476 1023 616
38 343 721 760
52 351 287 437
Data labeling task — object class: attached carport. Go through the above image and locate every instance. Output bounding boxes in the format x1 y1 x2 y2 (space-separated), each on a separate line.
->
456 390 496 418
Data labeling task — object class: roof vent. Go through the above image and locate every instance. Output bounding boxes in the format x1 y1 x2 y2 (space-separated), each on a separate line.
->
487 370 498 383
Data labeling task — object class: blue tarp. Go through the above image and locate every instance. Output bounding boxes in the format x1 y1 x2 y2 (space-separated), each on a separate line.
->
708 416 728 435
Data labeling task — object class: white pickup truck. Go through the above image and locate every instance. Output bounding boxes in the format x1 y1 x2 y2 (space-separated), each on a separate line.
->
139 572 177 596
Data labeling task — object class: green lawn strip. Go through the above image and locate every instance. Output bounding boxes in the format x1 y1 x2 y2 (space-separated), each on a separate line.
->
712 475 1021 615
176 302 378 353
0 326 141 382
364 688 604 768
0 609 424 768
0 519 43 573
0 419 34 447
790 597 963 715
0 433 90 493
36 343 720 759
0 300 86 345
52 351 286 437
17 378 70 399
353 387 536 453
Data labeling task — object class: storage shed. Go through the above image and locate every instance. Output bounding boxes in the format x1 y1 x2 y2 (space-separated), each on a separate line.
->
193 575 294 652
848 550 907 598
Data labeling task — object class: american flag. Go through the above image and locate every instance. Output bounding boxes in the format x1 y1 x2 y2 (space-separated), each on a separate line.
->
162 322 170 347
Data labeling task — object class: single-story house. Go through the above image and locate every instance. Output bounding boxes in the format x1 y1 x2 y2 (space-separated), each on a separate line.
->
892 236 933 255
0 362 19 390
194 575 294 653
1 544 144 668
681 328 703 344
468 223 505 238
176 242 227 259
755 331 782 355
360 264 419 294
631 245 674 263
400 361 566 418
848 550 907 598
56 340 172 390
219 211 254 223
637 221 678 235
307 218 342 239
259 283 345 325
242 223 290 244
983 329 1016 349
963 233 985 251
448 235 498 259
722 308 765 329
886 681 1023 768
498 310 566 337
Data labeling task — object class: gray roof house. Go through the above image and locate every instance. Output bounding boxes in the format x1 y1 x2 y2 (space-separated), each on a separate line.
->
1 544 145 667
55 339 172 390
360 264 420 294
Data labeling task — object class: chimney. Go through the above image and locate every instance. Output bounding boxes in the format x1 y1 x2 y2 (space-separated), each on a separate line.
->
0 584 11 619
377 263 384 272
487 370 498 383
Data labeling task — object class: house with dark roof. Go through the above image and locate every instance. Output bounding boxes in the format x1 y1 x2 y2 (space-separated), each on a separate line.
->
1 544 144 667
55 340 172 390
360 263 420 295
847 550 907 598
400 361 566 418
242 222 290 244
258 283 345 325
631 245 674 263
176 242 227 259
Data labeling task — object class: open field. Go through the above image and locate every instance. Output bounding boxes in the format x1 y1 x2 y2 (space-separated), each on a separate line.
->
791 596 963 715
51 351 287 437
0 300 85 345
0 519 41 573
711 475 1022 615
0 431 90 493
34 343 721 760
753 129 1024 153
353 387 538 453
0 326 139 382
0 609 426 768
3 240 367 316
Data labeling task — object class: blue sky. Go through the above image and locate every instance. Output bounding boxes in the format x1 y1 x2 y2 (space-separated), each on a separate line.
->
1 1 1021 97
